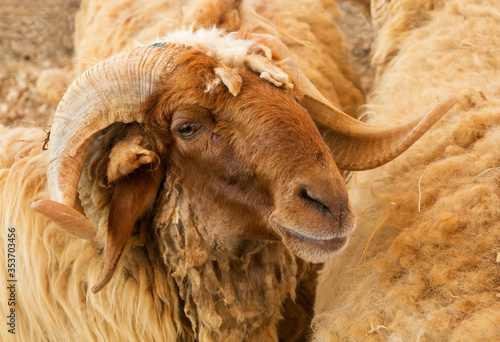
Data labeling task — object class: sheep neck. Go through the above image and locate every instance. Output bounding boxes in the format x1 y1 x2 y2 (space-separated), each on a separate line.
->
154 175 298 341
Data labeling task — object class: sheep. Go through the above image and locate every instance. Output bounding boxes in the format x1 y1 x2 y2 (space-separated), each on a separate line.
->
312 0 500 341
0 1 456 341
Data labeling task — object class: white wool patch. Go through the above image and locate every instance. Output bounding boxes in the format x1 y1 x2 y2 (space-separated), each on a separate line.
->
151 27 292 96
204 77 221 94
158 27 254 68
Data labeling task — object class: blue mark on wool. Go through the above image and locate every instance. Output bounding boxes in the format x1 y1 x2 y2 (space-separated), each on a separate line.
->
149 42 166 48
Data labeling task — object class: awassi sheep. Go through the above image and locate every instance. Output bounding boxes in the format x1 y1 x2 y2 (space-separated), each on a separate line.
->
1 1 457 341
312 0 500 341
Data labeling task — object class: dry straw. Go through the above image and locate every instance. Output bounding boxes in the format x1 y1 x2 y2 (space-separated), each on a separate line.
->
418 163 432 212
355 203 396 269
469 167 500 183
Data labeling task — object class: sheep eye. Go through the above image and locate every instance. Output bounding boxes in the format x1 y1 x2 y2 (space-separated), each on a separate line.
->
178 123 199 137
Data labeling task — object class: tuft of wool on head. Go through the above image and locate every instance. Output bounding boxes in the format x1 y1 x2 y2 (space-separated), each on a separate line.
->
154 27 292 96
41 0 364 115
160 27 254 67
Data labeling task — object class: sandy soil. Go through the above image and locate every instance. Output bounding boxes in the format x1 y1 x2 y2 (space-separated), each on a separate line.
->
0 0 373 130
0 0 80 128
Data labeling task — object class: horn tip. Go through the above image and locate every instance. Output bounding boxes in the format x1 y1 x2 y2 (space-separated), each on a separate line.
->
30 199 97 240
442 94 458 108
445 94 458 102
91 283 104 294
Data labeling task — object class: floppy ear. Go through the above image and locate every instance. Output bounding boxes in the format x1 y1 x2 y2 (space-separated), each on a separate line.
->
91 131 165 293
28 44 184 291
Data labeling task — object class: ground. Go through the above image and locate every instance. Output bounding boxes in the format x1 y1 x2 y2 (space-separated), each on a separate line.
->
0 0 373 129
0 0 80 128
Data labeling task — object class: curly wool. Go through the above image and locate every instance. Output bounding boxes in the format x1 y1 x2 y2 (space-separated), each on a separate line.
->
154 174 297 340
312 0 500 341
0 124 300 341
0 126 182 342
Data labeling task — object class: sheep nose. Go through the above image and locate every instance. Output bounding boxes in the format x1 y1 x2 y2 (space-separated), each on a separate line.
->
299 186 332 215
297 178 349 222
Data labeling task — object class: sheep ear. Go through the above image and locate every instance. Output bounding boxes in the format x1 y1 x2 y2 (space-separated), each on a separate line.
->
91 158 164 294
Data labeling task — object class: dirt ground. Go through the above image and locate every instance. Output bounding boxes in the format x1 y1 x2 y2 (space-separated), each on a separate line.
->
0 0 373 128
0 0 80 128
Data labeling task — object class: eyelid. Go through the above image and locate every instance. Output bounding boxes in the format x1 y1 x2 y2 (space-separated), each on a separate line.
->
172 106 212 124
179 123 198 135
176 123 205 139
171 114 200 132
170 106 214 139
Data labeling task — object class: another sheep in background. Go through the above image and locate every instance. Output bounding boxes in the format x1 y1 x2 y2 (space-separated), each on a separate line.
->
38 0 364 118
312 0 500 340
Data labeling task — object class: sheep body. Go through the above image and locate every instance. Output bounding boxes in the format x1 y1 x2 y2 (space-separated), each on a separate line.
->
0 1 366 339
312 0 500 340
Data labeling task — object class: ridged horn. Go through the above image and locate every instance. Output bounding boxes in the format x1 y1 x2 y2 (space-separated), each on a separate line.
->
302 91 458 171
31 43 186 238
254 34 457 171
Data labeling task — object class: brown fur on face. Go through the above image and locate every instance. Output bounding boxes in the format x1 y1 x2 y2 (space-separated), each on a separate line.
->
140 48 356 261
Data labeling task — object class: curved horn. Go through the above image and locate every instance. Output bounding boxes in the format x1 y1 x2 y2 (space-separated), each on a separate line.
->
31 43 186 238
253 34 457 171
302 92 458 171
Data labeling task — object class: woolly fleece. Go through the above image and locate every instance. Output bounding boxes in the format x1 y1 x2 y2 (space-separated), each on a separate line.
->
312 0 500 341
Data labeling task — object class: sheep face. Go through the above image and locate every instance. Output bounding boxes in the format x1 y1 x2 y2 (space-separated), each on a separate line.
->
140 49 356 263
34 33 454 292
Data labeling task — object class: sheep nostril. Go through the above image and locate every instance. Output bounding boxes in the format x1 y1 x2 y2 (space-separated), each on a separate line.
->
299 187 331 214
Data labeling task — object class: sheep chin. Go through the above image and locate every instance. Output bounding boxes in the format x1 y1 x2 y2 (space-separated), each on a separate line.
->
274 223 351 263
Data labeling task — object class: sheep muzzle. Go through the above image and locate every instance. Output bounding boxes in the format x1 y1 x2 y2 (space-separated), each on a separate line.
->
271 169 357 263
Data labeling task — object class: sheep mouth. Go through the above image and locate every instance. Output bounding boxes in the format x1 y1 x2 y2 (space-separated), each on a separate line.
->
275 224 349 262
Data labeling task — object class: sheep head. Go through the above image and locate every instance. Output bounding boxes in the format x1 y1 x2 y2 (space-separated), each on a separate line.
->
30 29 457 292
140 56 357 263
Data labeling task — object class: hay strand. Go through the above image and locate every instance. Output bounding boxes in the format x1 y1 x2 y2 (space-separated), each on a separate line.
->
469 167 500 183
418 164 432 212
355 204 395 269
366 325 388 336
